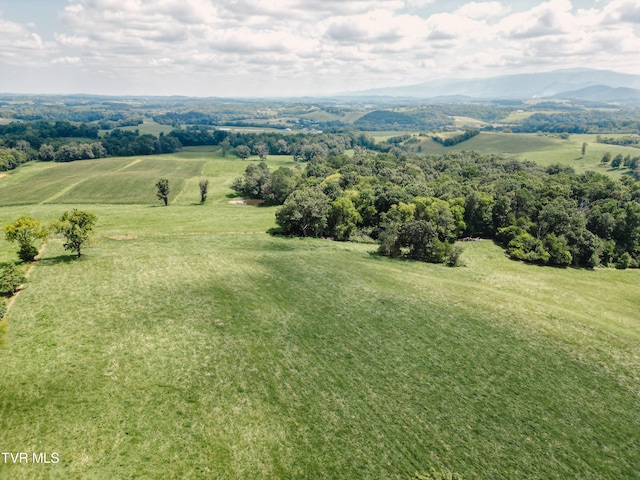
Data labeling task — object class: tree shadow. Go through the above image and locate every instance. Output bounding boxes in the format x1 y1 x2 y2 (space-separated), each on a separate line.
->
37 255 78 266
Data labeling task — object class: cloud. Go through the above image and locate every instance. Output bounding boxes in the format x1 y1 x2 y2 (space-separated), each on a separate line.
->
0 13 56 63
51 56 81 65
601 0 640 24
4 0 640 96
498 0 574 39
455 2 510 20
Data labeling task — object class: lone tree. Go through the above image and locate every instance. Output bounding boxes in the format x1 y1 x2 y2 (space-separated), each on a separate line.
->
54 209 97 258
3 216 49 262
156 178 170 206
235 145 251 159
199 179 209 204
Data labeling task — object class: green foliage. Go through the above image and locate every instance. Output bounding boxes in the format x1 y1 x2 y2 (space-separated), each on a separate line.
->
156 178 170 206
235 145 251 159
0 147 27 172
53 209 97 258
232 162 271 199
265 167 299 205
0 262 25 295
447 245 465 267
3 216 49 262
327 196 361 241
275 187 330 237
432 129 479 146
354 109 449 131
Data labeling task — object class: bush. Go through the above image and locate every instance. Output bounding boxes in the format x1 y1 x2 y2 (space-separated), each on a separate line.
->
0 263 25 295
19 244 39 263
0 299 6 318
447 245 465 267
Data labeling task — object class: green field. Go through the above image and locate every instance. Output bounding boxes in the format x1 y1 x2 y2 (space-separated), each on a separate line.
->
0 149 639 479
120 120 175 136
413 132 638 178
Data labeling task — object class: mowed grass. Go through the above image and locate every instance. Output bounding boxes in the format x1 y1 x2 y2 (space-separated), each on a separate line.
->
0 151 639 479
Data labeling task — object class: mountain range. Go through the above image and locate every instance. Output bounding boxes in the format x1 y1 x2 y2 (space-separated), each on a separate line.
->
349 68 640 102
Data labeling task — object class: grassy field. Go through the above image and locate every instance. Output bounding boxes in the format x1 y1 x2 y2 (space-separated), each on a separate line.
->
120 120 174 137
0 148 639 479
413 132 638 178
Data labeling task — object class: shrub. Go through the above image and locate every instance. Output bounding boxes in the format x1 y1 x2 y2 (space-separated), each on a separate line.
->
0 263 25 295
447 245 465 267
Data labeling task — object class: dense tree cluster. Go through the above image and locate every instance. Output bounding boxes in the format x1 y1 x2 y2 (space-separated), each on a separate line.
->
510 112 640 134
596 135 640 146
353 110 450 131
231 162 301 206
153 111 219 125
0 121 99 148
273 149 640 268
101 130 181 156
0 121 183 170
0 148 28 171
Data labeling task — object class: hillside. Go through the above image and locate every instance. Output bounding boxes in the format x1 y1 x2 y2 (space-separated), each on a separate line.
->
0 149 639 479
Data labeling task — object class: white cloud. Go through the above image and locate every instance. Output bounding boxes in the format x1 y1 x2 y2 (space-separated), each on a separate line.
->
498 0 575 39
3 0 640 95
0 13 56 63
51 56 81 65
455 2 510 19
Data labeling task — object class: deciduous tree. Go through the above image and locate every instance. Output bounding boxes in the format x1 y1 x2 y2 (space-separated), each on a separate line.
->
275 187 329 237
3 216 49 262
156 178 170 206
54 209 97 258
199 179 209 204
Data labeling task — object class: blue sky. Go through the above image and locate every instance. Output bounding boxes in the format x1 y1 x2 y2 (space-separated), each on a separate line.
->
0 0 639 96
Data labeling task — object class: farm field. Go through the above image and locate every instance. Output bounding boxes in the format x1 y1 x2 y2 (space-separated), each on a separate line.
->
0 148 639 479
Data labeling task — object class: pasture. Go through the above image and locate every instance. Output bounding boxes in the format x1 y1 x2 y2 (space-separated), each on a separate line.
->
413 132 638 178
0 148 639 479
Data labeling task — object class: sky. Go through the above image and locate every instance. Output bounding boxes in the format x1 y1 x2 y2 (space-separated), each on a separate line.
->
1 0 640 97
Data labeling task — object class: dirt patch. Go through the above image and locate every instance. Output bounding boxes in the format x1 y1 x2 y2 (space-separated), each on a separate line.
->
0 174 7 179
229 199 265 206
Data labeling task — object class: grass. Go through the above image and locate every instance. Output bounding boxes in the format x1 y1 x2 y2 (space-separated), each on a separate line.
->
119 120 174 137
0 150 639 479
413 132 638 178
452 116 488 128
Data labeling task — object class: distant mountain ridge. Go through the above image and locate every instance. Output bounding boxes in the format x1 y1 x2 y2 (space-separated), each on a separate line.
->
552 84 640 102
349 69 640 100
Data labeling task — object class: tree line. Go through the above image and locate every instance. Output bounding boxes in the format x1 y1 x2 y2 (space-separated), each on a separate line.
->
431 130 479 146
